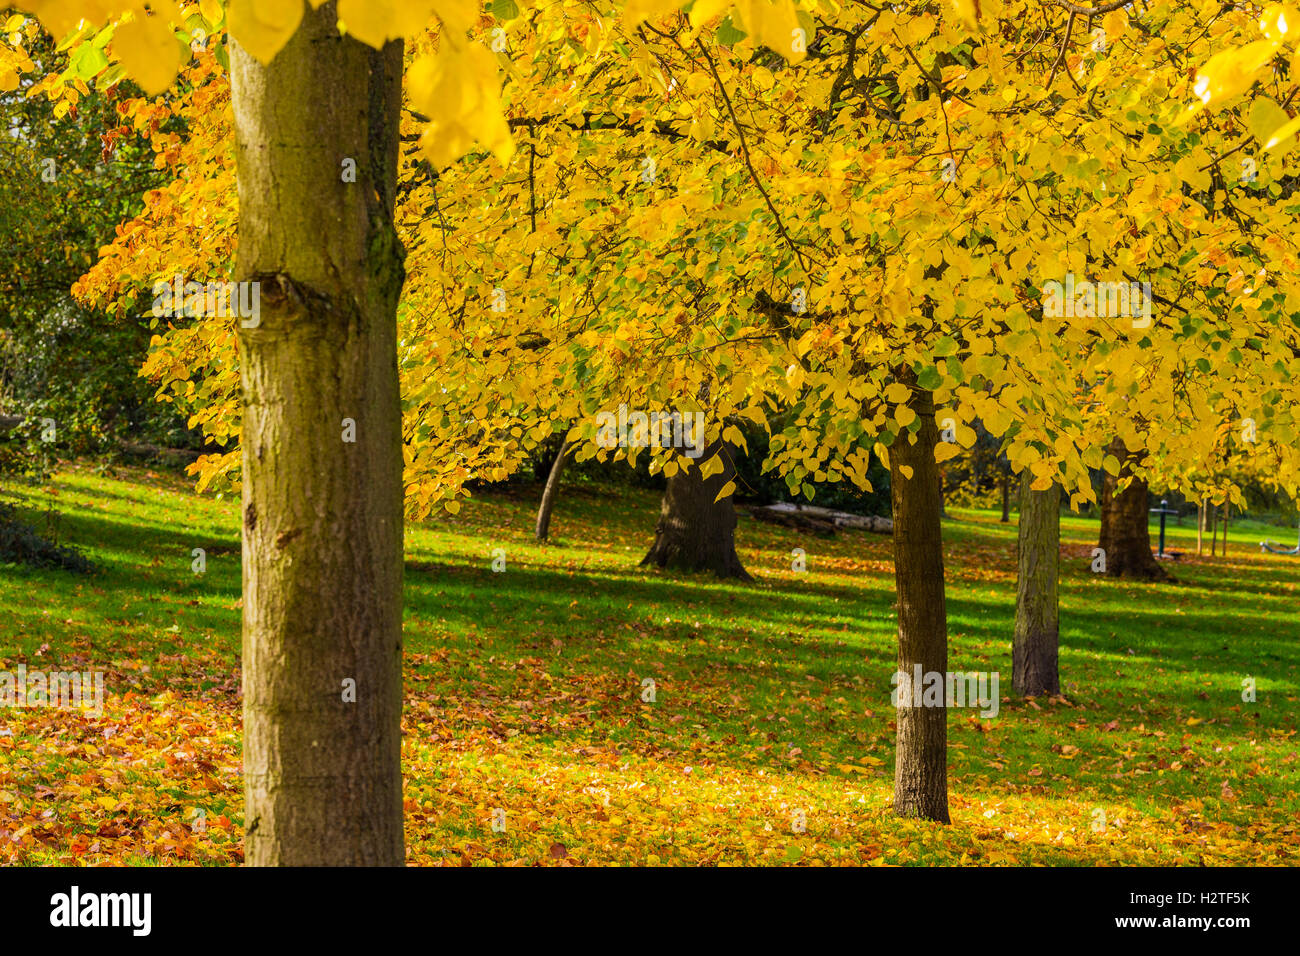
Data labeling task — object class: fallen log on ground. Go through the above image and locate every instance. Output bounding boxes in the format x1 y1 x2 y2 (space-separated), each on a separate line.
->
745 502 892 536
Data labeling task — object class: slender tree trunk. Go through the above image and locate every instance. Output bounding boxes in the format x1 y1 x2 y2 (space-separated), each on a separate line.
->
1196 500 1204 556
641 439 752 580
889 380 949 823
1013 475 1060 697
1210 503 1217 557
232 5 406 865
1000 470 1010 523
535 438 571 542
1097 439 1170 581
1223 504 1229 557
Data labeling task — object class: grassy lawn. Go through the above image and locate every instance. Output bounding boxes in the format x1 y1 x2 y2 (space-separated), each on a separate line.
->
1 462 1297 865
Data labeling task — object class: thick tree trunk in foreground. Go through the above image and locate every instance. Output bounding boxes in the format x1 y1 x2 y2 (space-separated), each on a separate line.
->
1097 440 1170 581
641 439 752 580
889 382 949 823
535 439 571 542
232 6 405 865
1013 475 1060 697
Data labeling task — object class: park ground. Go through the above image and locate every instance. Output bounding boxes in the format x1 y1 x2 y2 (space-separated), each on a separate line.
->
0 462 1297 865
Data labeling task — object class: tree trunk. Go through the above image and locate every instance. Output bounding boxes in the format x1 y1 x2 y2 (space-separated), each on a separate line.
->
999 470 1010 523
1196 499 1204 556
1209 503 1217 557
1223 504 1229 558
640 439 752 580
232 5 405 866
1013 475 1060 697
535 438 571 542
889 381 949 823
1097 439 1170 581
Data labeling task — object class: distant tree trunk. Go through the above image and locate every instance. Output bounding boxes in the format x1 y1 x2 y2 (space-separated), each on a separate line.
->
535 438 571 542
1013 476 1060 697
232 7 405 866
1097 439 1170 581
641 439 751 580
1196 500 1204 556
1209 502 1217 557
1000 471 1010 523
1223 504 1230 558
889 380 949 823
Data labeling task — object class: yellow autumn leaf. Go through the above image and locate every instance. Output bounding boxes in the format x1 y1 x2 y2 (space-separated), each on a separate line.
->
112 8 182 96
338 0 441 49
1259 4 1300 42
733 0 806 64
409 43 515 170
227 0 305 65
1248 97 1290 147
688 0 732 30
946 0 980 30
699 453 725 479
898 465 914 480
625 0 690 28
713 479 736 503
198 0 223 28
1265 113 1300 152
934 441 961 463
1101 8 1127 42
431 0 478 36
1181 39 1279 120
885 382 911 404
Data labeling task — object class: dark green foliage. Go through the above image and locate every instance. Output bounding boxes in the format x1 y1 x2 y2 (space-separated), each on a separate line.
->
0 501 94 573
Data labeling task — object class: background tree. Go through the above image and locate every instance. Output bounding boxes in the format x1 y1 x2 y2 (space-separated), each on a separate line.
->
1013 475 1060 697
641 437 752 580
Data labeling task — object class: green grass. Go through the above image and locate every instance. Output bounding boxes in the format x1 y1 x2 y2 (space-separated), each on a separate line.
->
1 462 1297 865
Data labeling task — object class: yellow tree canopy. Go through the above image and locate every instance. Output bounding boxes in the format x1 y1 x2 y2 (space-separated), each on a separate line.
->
9 0 1300 514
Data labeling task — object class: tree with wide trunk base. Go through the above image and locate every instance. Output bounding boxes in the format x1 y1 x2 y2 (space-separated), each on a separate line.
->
232 4 406 866
1013 476 1060 697
888 379 949 823
1098 439 1171 582
641 439 752 580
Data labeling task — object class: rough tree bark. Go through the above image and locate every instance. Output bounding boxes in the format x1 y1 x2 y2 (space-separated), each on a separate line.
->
1097 439 1170 581
889 380 949 823
232 4 405 865
535 438 571 543
641 438 752 580
1013 475 1060 697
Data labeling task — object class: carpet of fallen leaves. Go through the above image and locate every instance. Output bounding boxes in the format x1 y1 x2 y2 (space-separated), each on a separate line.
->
2 644 1296 866
1 466 1297 865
